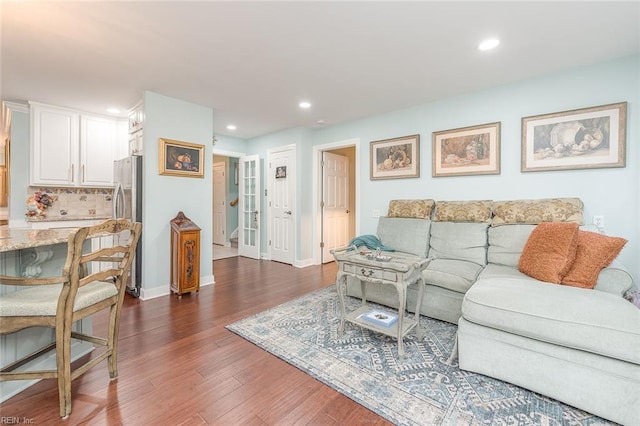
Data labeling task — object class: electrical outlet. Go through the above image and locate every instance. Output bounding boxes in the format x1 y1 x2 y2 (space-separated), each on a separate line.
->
372 209 380 218
593 215 604 229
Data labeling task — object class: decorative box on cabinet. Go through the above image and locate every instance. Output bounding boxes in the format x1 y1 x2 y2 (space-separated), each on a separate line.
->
170 211 201 298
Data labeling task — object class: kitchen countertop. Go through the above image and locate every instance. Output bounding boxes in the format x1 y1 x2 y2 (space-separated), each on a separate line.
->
0 227 76 253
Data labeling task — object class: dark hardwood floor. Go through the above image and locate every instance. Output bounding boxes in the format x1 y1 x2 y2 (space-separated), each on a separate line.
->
2 257 392 425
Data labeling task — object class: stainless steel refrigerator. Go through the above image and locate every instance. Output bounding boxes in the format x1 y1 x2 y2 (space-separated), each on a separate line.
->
113 155 143 297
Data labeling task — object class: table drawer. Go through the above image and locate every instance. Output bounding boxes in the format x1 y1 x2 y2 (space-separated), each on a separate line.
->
343 263 398 282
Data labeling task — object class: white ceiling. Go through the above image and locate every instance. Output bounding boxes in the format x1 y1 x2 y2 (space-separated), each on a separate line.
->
2 1 639 140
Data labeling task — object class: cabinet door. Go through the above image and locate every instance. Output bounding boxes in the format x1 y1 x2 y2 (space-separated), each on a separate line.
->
129 130 143 156
80 115 117 186
30 104 79 186
115 119 129 161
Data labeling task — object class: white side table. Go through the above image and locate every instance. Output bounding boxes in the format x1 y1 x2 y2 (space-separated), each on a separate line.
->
331 246 433 358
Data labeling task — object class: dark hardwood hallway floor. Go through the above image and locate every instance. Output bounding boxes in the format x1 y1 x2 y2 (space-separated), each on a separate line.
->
2 257 392 425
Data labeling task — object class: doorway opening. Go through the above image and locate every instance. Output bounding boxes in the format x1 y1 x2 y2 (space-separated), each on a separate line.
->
212 153 241 261
313 139 359 264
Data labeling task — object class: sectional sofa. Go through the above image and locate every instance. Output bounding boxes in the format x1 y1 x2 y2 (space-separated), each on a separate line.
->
344 198 639 425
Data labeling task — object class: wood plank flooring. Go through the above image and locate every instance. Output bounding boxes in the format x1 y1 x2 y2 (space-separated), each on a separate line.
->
1 257 392 425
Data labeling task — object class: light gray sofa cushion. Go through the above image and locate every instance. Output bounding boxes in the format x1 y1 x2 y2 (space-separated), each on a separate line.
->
376 216 431 257
478 263 539 282
487 224 536 267
429 222 488 266
424 259 484 293
462 277 640 364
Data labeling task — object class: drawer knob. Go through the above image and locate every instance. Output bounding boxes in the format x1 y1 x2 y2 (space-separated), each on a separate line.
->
360 268 374 277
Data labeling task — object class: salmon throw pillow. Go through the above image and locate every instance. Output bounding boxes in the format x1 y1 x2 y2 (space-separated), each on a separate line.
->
561 231 627 289
518 222 579 284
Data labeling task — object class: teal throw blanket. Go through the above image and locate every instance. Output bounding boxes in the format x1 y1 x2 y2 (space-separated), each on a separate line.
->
349 235 395 252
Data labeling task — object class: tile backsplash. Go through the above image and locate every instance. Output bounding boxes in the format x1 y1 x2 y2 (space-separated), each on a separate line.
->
27 187 113 221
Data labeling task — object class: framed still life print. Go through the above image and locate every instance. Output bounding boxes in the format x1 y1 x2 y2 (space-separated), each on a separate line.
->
370 134 420 180
521 102 627 172
158 138 205 178
432 122 501 177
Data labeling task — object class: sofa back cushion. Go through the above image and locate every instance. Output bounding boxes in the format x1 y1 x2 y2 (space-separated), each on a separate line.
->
487 224 537 267
433 200 493 223
377 216 431 257
491 197 583 226
387 199 435 219
429 222 488 266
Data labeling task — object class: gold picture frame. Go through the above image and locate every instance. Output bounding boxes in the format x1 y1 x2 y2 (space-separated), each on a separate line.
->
432 122 501 177
521 102 627 172
370 134 420 180
158 138 205 178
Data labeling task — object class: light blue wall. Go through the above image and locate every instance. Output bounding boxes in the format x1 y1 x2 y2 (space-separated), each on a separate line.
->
310 55 639 282
214 134 247 153
141 91 213 297
246 127 314 260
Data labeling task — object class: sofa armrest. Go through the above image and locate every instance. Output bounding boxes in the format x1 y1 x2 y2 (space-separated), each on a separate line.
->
594 259 634 296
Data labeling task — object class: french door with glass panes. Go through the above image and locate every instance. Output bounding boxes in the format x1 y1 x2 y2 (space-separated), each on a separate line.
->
239 155 261 259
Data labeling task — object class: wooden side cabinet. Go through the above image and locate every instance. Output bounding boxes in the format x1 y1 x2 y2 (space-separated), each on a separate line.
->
170 211 201 298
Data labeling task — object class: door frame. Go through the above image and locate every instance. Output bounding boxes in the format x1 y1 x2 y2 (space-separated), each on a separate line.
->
312 138 360 265
212 148 245 255
266 144 296 264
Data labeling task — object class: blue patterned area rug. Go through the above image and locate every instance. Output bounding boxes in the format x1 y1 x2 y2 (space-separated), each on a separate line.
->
226 285 612 426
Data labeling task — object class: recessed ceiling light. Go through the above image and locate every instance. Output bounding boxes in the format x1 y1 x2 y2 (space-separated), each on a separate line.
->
316 119 325 125
106 108 120 114
226 124 237 130
299 101 311 109
478 38 500 51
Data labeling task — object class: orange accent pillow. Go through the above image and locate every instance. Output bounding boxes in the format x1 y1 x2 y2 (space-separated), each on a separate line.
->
518 222 579 284
561 231 627 289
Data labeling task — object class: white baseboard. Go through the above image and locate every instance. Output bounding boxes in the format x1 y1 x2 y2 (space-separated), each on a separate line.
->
140 275 215 300
295 258 315 268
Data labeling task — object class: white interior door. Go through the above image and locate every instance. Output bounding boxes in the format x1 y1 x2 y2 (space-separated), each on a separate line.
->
268 146 295 265
322 152 349 263
239 155 261 259
212 161 226 246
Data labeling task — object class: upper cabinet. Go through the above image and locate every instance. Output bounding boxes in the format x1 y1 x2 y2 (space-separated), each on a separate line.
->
30 102 126 187
30 103 79 186
128 101 144 156
80 115 118 186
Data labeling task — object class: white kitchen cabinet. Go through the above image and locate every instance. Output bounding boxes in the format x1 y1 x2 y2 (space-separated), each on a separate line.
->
128 100 144 156
115 119 129 161
80 115 118 186
30 103 79 186
30 102 125 187
128 101 144 133
129 129 144 156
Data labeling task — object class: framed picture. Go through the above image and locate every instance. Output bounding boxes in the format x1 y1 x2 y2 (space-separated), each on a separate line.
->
158 138 205 178
432 122 501 177
521 102 627 172
370 134 420 180
275 166 287 178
